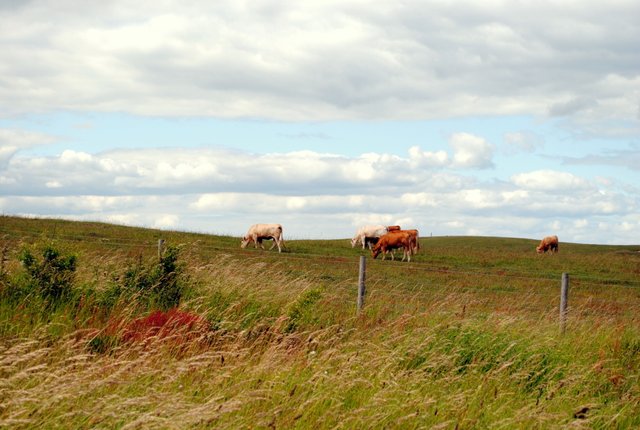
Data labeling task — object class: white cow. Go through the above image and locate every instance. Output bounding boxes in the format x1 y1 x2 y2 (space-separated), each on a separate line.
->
351 225 388 249
241 224 285 253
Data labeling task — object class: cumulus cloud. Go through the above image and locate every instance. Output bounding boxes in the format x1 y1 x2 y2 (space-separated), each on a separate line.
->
449 133 494 169
0 128 56 168
511 170 592 192
4 144 478 197
3 142 638 243
409 132 495 170
1 0 639 246
0 1 638 139
1 133 502 199
408 146 449 168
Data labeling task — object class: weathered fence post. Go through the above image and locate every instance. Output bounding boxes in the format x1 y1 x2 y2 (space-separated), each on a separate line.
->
0 245 7 277
560 272 569 334
357 256 366 313
158 239 165 261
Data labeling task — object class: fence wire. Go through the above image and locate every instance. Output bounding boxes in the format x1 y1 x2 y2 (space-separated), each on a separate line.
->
2 224 639 320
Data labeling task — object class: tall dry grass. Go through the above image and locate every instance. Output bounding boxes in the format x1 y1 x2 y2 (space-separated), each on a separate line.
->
1 216 639 428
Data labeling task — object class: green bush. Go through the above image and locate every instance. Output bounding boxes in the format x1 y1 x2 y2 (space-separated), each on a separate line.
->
103 245 185 311
15 243 77 306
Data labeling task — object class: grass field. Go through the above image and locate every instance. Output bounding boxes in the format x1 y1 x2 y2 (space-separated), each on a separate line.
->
1 215 639 429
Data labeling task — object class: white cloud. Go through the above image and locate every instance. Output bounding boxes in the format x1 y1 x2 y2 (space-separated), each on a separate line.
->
1 0 637 245
0 1 638 140
153 214 180 229
0 128 56 167
1 124 638 244
408 146 449 168
2 144 636 243
60 149 93 164
409 134 496 171
450 133 494 169
511 170 591 192
4 145 459 196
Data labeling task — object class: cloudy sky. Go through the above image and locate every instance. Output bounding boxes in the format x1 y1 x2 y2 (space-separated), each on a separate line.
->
1 1 639 244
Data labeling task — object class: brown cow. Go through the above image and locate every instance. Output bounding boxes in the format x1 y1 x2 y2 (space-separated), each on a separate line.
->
536 235 559 254
402 229 420 254
371 231 414 262
381 228 420 258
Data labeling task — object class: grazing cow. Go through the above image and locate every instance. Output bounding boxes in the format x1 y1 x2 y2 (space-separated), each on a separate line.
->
364 236 380 248
371 231 414 262
402 229 420 254
383 226 402 257
385 229 420 257
351 225 388 249
536 235 559 254
241 224 285 253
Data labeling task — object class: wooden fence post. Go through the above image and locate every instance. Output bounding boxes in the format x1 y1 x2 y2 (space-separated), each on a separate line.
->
560 272 569 334
357 256 366 313
158 239 165 261
0 245 7 277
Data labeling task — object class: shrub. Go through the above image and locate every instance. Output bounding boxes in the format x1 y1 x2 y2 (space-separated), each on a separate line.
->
103 245 186 311
16 243 77 306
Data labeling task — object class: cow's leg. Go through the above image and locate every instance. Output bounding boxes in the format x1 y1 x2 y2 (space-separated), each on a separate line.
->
275 236 282 253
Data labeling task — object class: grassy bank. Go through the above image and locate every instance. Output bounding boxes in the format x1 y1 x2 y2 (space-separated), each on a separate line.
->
1 216 639 428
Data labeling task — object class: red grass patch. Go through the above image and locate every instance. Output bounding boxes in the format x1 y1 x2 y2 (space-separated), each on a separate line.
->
122 308 209 342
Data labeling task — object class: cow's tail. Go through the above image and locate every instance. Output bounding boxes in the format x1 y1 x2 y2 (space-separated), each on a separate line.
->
278 225 285 249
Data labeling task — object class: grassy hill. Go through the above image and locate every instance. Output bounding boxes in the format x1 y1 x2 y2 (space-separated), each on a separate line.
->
1 216 639 428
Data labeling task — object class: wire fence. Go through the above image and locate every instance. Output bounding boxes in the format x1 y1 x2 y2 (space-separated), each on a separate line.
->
2 224 640 324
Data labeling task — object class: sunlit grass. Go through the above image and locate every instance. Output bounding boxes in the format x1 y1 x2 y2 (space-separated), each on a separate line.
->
1 215 639 428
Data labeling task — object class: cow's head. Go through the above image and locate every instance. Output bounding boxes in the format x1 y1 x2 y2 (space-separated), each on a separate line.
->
240 236 250 248
350 237 358 248
371 244 381 259
536 245 545 254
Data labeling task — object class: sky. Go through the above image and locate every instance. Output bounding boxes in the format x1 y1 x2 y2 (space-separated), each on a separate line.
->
1 1 639 244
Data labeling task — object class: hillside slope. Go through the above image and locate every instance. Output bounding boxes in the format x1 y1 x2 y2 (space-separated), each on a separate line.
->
1 216 639 428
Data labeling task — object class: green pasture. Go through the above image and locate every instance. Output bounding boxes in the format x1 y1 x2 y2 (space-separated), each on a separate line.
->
1 215 639 429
